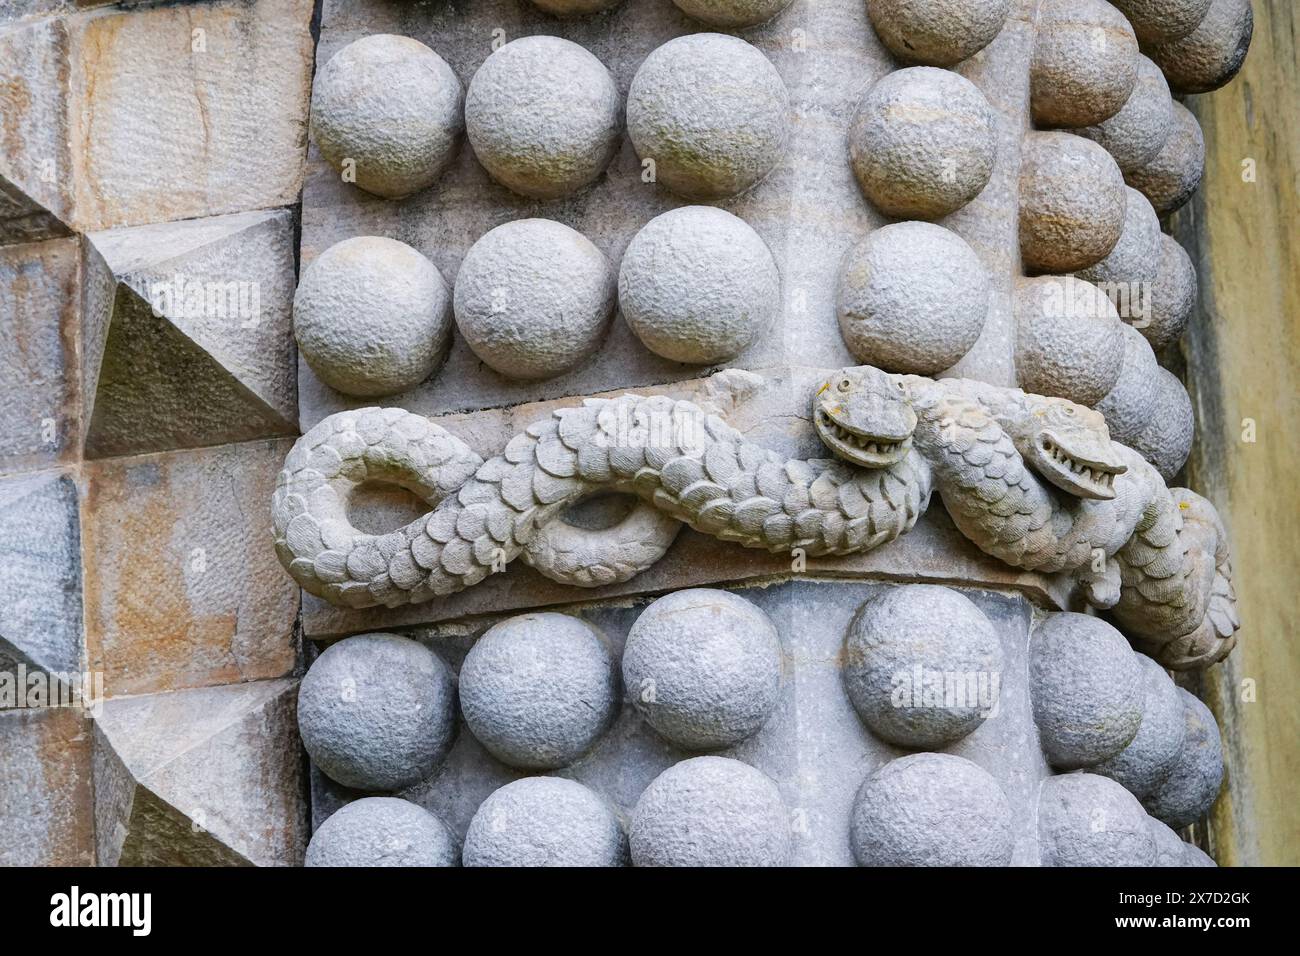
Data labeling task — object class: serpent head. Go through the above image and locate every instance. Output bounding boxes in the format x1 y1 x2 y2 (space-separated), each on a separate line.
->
1020 396 1127 500
814 366 916 468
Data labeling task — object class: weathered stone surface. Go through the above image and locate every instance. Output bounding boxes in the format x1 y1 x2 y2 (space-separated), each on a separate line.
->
1031 0 1139 128
0 237 80 474
310 580 1049 867
81 209 298 459
81 438 298 698
1038 772 1157 866
1143 687 1225 828
867 0 1012 67
0 707 94 865
306 796 458 867
0 471 83 679
463 777 626 867
93 678 307 866
1092 654 1188 799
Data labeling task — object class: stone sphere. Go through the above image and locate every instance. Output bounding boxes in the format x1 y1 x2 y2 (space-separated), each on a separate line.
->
623 589 783 751
297 633 456 791
848 67 997 220
1093 654 1189 799
294 237 452 398
453 219 615 380
309 35 463 199
1076 56 1174 174
842 585 1004 748
463 777 627 867
305 797 459 867
459 613 618 770
1020 132 1127 274
1014 276 1125 407
849 754 1015 867
618 206 780 364
1096 323 1160 445
464 36 621 200
1129 367 1194 481
836 222 989 375
1125 102 1205 216
671 0 793 29
1143 233 1197 352
528 0 623 13
629 756 791 867
1146 0 1254 94
1031 0 1139 128
1080 187 1163 297
1111 0 1212 45
1148 815 1188 866
1029 612 1145 769
1143 689 1225 829
627 33 789 200
867 0 1013 67
1038 773 1157 866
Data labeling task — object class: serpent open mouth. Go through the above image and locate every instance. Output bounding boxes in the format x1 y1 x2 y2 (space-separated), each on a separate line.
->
815 407 911 467
1036 433 1126 500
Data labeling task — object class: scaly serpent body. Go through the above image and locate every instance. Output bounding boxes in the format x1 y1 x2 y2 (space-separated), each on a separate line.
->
273 393 932 609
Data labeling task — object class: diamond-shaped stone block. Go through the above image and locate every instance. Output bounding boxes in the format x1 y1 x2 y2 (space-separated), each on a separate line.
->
82 209 298 460
93 678 307 866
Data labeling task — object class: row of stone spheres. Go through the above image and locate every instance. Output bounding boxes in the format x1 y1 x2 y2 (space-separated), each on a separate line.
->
280 0 1252 866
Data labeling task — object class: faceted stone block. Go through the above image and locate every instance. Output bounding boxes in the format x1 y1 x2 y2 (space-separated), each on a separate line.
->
81 438 299 698
82 209 298 459
0 470 83 679
0 706 95 866
0 237 81 474
93 678 307 866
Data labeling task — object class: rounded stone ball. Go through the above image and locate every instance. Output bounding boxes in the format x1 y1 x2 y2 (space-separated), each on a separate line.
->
1029 612 1145 769
627 33 789 200
1146 0 1254 94
464 36 620 200
1143 688 1225 828
1147 815 1188 866
629 756 791 866
847 67 997 220
297 633 456 791
1129 367 1194 480
1080 187 1163 298
849 754 1015 867
1076 56 1175 174
305 797 459 867
1014 275 1125 407
462 777 627 867
294 236 452 398
459 612 617 770
842 585 1004 748
622 589 783 751
1020 132 1127 274
1031 0 1140 128
618 206 780 365
867 0 1013 67
1143 233 1197 352
1038 773 1157 866
528 0 623 14
836 222 989 375
453 219 615 380
1096 323 1160 445
1110 0 1213 45
1092 654 1189 799
1125 101 1205 216
670 0 794 29
309 35 464 199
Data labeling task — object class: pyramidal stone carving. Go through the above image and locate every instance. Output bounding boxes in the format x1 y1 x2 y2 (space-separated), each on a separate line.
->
92 678 307 867
81 209 298 459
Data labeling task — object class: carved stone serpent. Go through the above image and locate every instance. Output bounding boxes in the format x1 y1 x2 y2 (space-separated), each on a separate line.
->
274 366 1236 669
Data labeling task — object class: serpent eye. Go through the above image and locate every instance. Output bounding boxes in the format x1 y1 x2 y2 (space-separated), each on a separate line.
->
838 378 851 392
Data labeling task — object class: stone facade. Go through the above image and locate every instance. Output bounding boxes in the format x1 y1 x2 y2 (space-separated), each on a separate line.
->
0 0 1266 866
